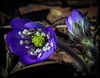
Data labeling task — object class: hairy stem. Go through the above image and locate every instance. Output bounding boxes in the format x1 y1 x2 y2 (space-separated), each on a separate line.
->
57 38 88 74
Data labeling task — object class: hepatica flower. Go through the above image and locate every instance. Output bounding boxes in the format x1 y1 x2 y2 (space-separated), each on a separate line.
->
6 19 56 64
66 10 94 48
66 10 96 70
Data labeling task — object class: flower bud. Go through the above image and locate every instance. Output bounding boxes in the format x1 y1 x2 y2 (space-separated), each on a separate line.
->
66 10 92 48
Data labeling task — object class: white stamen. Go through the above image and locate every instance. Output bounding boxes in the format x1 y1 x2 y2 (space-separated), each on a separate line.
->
20 40 23 45
41 32 45 37
47 34 50 39
18 31 22 35
22 29 28 34
28 48 34 54
27 32 33 35
30 51 34 55
47 46 51 50
37 29 42 31
33 52 37 55
50 43 54 47
29 28 35 31
36 48 41 53
25 46 30 49
25 40 30 44
36 31 40 36
21 35 25 38
45 42 49 47
38 52 42 58
43 47 47 51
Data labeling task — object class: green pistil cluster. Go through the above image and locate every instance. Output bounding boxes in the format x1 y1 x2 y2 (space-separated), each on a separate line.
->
31 32 45 47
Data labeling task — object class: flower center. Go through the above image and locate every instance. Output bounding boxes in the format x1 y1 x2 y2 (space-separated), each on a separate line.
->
31 32 45 47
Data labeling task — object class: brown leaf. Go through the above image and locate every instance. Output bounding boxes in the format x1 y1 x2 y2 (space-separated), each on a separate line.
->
49 51 75 63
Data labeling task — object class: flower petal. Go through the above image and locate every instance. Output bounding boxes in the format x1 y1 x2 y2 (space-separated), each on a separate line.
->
10 19 30 30
71 10 85 26
36 36 56 63
24 22 49 34
49 37 56 50
37 47 54 62
19 54 37 64
66 18 72 33
68 15 73 26
9 39 31 56
24 22 45 29
6 30 22 45
46 27 57 43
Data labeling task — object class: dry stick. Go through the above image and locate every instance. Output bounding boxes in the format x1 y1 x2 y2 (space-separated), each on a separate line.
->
0 25 11 29
57 38 88 74
51 16 68 25
55 25 67 28
6 48 9 78
5 41 11 78
10 61 59 75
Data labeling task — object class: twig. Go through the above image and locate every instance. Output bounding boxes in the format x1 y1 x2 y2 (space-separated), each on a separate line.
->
55 25 67 28
51 16 68 25
5 40 11 78
10 62 24 75
0 25 11 29
6 49 9 78
10 61 59 75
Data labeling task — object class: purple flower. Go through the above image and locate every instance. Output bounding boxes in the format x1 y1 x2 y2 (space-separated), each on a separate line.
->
6 19 56 64
66 10 94 49
66 10 90 38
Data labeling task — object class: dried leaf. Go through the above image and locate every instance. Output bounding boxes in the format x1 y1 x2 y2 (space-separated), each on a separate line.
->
50 9 63 16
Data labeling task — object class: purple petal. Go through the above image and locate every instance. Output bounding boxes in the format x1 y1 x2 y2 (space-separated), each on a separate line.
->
10 19 30 30
71 10 85 26
6 30 31 56
24 22 46 30
49 37 56 50
46 27 57 43
19 54 37 64
66 18 72 33
37 47 54 62
68 15 73 26
6 30 22 45
19 47 54 64
24 22 42 28
9 39 31 56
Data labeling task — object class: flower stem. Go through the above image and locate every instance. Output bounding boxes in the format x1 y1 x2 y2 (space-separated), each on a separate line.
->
57 37 88 74
10 62 24 75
